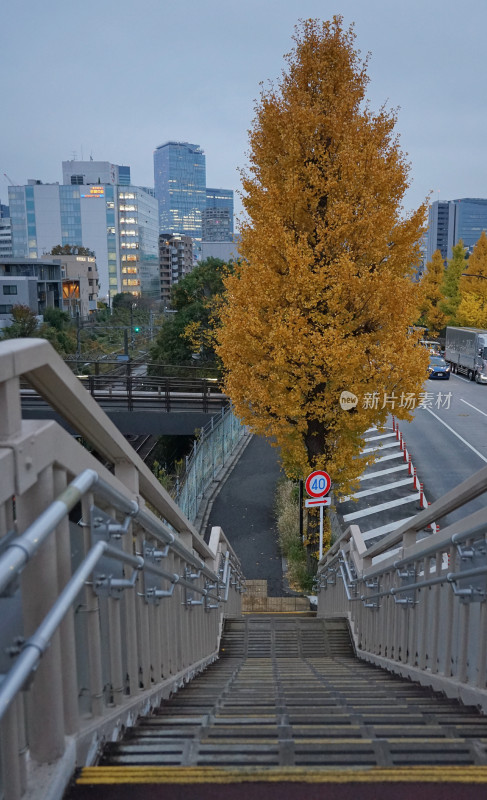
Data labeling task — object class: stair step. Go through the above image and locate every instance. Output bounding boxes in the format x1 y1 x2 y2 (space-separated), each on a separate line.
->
94 615 487 771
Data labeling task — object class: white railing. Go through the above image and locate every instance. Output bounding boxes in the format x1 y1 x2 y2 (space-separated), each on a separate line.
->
317 464 487 712
0 339 244 800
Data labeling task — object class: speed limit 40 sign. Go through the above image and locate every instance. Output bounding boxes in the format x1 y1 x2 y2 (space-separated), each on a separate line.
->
305 470 331 498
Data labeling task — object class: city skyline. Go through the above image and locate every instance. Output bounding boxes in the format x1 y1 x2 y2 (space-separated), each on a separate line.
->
3 0 487 227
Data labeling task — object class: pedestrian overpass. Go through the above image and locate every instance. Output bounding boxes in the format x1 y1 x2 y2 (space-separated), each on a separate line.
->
1 338 487 800
21 373 229 435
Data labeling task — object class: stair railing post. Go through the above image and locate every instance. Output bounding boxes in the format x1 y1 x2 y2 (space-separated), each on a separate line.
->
81 493 105 718
135 536 151 689
54 465 80 734
114 462 140 696
107 582 124 706
0 699 22 800
18 465 65 763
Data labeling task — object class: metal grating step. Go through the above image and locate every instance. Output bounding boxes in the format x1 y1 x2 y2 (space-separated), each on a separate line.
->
99 615 487 769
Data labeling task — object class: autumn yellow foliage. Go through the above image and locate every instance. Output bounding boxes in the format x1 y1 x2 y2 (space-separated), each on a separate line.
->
418 250 448 335
217 17 429 495
457 231 487 328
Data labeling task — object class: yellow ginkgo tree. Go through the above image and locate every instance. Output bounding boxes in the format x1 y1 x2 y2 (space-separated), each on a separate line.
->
217 17 429 495
418 250 448 335
457 231 487 328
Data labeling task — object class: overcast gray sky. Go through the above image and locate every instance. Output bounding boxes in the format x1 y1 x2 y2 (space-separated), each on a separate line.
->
2 0 486 223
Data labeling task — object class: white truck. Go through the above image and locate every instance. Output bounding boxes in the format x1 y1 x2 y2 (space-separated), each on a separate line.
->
444 326 487 383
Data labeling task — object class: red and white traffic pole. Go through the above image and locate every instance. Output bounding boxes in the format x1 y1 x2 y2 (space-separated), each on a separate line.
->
417 482 425 510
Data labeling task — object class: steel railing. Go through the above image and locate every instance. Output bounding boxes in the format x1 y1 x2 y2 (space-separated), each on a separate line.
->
317 463 487 711
0 338 245 800
0 468 244 725
176 405 248 523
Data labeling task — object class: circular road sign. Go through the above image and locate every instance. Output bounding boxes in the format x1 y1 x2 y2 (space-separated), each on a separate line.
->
305 470 331 498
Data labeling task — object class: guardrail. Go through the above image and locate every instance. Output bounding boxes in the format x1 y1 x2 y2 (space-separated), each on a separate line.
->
317 464 487 711
21 374 227 414
0 339 244 800
176 406 248 524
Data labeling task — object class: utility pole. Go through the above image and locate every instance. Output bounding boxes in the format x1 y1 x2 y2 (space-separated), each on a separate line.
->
76 312 82 370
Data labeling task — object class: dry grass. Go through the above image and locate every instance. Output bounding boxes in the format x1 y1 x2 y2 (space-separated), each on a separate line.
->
275 479 314 593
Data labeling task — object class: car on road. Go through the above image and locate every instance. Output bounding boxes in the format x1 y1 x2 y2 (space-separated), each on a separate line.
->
421 340 442 356
428 356 450 380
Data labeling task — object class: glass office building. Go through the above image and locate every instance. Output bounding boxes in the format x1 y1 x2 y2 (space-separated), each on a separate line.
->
453 199 487 254
8 180 159 301
153 142 207 241
426 198 487 263
203 188 234 241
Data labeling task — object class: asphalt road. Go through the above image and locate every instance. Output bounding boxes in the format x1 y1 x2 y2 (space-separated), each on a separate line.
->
396 372 487 527
205 436 286 596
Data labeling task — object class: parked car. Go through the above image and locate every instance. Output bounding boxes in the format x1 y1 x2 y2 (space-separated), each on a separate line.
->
428 356 450 380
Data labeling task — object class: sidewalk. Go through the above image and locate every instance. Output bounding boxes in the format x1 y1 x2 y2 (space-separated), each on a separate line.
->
204 436 286 596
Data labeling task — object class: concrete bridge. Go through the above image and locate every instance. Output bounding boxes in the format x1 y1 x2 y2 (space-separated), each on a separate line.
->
21 374 229 434
1 338 487 800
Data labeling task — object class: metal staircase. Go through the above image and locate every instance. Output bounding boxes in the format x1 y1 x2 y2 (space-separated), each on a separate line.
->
68 615 487 797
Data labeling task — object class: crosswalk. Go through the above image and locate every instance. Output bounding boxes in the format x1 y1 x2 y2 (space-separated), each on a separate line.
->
337 424 431 550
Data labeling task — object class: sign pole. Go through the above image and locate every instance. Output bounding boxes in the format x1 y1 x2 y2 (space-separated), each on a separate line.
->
299 480 304 542
304 470 332 562
319 505 324 561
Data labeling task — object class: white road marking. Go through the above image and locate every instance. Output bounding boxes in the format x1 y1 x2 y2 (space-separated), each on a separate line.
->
362 441 400 454
362 516 416 540
364 432 397 442
343 493 421 521
359 464 408 481
341 477 413 503
424 407 487 463
374 452 405 463
460 398 487 418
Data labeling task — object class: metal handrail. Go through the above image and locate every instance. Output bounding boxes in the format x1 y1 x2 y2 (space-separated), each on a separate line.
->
319 519 487 605
0 531 242 722
0 468 243 724
0 540 109 718
0 469 226 597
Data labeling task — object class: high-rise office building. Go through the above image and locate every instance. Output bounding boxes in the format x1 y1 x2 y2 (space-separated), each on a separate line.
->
426 198 487 263
159 233 193 306
0 218 13 259
8 165 159 301
153 142 207 240
62 160 131 187
203 188 234 242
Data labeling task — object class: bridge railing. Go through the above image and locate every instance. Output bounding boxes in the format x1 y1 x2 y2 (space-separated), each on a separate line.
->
21 373 228 414
176 407 248 524
0 339 244 800
317 463 487 711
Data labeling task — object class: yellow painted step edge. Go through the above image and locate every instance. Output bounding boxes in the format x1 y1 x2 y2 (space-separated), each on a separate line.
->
77 766 487 785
